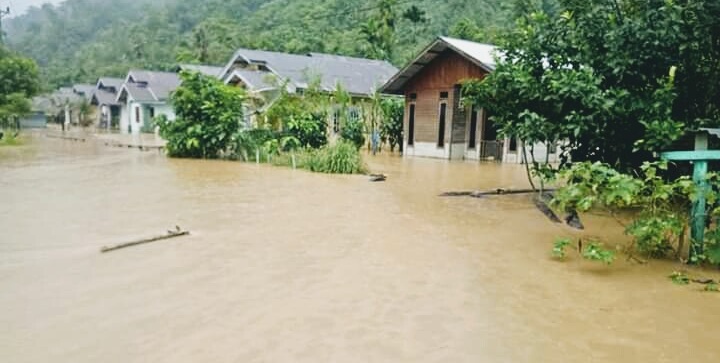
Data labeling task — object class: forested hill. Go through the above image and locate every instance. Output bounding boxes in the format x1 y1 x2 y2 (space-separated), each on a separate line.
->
4 0 557 89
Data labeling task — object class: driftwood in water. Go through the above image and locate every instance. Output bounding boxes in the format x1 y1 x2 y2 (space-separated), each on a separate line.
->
101 227 190 253
692 278 717 285
533 196 562 223
564 210 585 230
440 188 548 198
47 134 87 142
369 174 387 182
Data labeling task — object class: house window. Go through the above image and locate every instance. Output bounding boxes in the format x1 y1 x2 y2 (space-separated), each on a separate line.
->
437 103 447 148
468 107 478 149
408 104 415 146
149 107 155 120
509 137 518 152
409 93 417 101
135 107 140 123
333 109 340 133
439 91 449 99
348 107 361 123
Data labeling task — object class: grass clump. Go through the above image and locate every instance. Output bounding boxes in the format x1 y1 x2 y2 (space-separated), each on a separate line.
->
305 140 367 174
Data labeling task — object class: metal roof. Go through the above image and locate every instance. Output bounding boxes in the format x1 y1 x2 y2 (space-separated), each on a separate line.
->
380 36 498 95
117 70 181 103
225 69 276 91
220 48 398 96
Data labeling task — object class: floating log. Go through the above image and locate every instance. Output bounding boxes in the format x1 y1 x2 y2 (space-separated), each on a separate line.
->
692 278 716 285
101 227 190 253
47 134 87 142
534 196 562 223
369 174 387 182
440 188 550 197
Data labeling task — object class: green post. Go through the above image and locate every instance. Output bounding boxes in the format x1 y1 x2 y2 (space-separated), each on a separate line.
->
691 160 708 262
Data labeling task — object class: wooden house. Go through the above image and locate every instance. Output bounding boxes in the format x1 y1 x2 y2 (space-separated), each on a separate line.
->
381 36 560 163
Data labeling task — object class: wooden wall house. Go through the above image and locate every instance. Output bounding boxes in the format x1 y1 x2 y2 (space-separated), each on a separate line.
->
381 36 560 163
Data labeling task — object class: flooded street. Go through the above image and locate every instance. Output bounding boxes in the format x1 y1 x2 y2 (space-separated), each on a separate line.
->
1 133 719 362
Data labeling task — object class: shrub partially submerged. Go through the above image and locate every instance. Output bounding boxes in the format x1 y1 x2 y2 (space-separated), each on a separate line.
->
306 140 367 174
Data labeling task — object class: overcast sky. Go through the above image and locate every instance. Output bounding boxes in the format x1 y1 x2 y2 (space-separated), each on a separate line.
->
5 0 65 17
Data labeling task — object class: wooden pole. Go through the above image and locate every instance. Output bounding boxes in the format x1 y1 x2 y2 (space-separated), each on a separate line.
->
101 229 189 253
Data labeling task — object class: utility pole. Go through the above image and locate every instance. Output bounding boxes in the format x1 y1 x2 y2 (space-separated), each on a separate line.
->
0 5 9 45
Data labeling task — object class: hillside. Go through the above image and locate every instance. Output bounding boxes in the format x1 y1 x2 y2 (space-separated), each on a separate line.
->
4 0 552 89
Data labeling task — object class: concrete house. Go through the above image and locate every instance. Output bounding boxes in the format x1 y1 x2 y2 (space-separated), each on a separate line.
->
381 36 560 163
91 77 124 130
218 48 398 133
116 70 181 134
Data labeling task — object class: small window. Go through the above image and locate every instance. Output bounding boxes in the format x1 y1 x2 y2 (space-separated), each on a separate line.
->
468 108 478 149
439 91 449 99
348 107 361 122
409 93 417 100
135 107 140 123
437 103 447 148
408 104 415 146
509 137 518 152
149 107 155 119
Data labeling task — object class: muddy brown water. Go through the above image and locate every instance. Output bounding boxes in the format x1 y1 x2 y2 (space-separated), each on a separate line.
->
1 132 719 362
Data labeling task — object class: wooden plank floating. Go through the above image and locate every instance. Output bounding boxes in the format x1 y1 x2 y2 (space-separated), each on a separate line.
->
102 141 165 152
101 227 190 253
440 188 546 198
369 174 387 182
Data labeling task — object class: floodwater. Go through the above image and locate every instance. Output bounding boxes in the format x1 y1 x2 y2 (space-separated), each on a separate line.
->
1 131 719 362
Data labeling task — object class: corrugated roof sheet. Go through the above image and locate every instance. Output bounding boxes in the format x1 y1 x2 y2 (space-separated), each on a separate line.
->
98 77 124 90
118 70 181 103
227 69 276 90
220 49 398 96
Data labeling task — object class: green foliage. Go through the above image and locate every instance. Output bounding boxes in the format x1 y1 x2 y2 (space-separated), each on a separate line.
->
704 283 719 293
340 117 365 149
0 46 40 128
0 132 23 147
157 71 245 158
552 238 571 259
581 242 616 265
306 140 367 174
668 271 690 285
379 97 404 152
5 0 529 89
462 0 720 171
553 161 720 265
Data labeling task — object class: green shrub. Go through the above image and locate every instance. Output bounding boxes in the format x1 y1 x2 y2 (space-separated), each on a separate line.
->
306 140 366 174
156 71 245 158
340 117 365 149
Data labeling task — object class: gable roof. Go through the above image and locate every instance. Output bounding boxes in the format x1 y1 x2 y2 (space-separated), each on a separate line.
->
97 77 124 90
117 70 181 103
220 48 398 96
225 69 275 91
177 64 224 77
380 36 498 94
72 84 96 101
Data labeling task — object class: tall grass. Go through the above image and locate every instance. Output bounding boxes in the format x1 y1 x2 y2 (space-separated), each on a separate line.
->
306 140 367 174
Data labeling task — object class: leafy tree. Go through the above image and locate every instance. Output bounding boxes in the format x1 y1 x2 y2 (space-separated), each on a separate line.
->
462 0 720 172
157 71 245 158
380 97 404 152
0 46 40 128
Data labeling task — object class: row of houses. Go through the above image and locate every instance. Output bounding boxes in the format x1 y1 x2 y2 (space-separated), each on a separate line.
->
44 36 559 164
